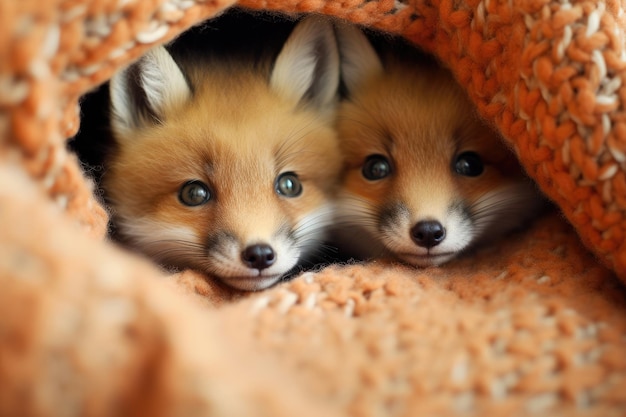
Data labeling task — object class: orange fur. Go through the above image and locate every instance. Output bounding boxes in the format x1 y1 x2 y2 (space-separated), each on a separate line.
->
104 16 342 290
335 27 544 266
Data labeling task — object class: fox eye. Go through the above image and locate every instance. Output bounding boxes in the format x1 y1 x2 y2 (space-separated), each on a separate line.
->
362 154 391 180
179 180 211 206
454 151 484 177
275 172 302 197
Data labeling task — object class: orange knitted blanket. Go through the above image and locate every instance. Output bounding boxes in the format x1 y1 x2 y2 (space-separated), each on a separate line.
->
1 0 626 415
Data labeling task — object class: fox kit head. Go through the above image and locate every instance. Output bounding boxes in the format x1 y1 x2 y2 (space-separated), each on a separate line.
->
335 25 544 267
104 16 341 291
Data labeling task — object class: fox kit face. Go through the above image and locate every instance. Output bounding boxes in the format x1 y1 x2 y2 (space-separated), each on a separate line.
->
335 25 544 267
104 16 341 291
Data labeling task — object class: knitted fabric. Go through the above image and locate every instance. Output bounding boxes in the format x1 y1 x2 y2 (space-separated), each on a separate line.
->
1 0 626 416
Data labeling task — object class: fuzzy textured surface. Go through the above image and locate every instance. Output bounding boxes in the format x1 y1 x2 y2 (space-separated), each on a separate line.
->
1 0 626 416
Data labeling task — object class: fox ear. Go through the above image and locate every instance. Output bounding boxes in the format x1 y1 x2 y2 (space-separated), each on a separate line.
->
270 15 340 109
110 46 191 134
335 22 383 94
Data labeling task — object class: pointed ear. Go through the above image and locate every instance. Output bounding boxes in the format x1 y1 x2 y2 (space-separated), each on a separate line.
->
270 15 340 109
110 46 191 134
335 22 383 94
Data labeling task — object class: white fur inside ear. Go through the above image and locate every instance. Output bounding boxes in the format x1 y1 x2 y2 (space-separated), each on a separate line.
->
335 22 383 93
139 46 191 118
109 46 190 134
270 15 339 108
110 66 135 134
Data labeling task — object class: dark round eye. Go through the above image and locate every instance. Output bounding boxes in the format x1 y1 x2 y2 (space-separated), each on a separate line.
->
362 154 391 180
178 180 211 206
275 172 302 197
454 151 484 177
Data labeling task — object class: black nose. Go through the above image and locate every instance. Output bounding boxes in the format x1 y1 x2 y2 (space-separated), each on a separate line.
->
410 220 446 248
241 244 276 270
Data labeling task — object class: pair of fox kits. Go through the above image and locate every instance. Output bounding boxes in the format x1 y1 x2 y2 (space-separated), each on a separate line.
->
97 11 543 290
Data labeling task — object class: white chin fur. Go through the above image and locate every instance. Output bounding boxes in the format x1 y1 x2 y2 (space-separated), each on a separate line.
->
336 192 473 265
117 205 337 291
396 252 458 267
379 209 473 267
336 183 542 268
220 274 286 291
205 239 300 288
206 205 335 289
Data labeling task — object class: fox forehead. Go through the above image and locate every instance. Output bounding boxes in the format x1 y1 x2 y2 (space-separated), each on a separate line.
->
339 61 511 170
341 69 465 153
107 68 341 226
338 82 457 197
116 71 337 174
337 61 521 213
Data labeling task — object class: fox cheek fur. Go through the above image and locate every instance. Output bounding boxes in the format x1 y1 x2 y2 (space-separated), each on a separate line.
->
334 23 545 267
103 15 342 291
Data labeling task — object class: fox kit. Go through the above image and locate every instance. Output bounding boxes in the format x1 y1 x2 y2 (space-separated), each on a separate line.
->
102 13 342 291
334 25 544 267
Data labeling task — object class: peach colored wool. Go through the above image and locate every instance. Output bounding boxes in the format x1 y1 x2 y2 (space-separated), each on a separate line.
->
1 0 626 415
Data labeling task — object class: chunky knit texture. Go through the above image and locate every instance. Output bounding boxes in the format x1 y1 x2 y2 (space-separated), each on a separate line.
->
1 0 626 415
